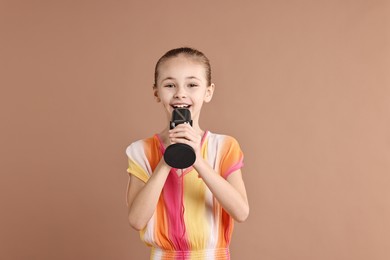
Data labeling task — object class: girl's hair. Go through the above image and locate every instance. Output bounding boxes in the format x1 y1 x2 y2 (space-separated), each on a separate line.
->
154 47 211 87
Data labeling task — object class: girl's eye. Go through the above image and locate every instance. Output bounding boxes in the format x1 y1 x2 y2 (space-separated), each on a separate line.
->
188 83 198 88
165 84 175 88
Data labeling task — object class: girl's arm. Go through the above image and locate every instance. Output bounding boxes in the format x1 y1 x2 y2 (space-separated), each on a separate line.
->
194 158 249 222
126 159 171 230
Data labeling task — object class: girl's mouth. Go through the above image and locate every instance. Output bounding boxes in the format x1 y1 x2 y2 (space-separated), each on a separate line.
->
171 104 191 109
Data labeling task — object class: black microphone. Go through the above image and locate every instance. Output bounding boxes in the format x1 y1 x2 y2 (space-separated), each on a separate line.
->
163 108 196 169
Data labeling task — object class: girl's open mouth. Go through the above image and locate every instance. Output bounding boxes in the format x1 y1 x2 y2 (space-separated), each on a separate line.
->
171 104 191 109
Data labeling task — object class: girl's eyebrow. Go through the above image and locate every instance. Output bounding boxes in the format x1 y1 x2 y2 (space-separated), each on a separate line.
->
161 77 175 81
161 76 201 82
186 76 201 80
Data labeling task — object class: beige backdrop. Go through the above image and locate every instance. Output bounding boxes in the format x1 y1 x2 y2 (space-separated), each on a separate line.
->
1 1 389 259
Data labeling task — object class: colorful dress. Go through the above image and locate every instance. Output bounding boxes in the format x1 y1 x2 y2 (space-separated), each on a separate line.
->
126 131 244 260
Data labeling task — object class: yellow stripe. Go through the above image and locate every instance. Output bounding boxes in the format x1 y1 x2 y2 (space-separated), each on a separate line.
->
183 172 209 253
127 158 149 183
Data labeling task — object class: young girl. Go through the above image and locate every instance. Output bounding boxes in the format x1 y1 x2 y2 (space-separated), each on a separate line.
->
126 47 249 260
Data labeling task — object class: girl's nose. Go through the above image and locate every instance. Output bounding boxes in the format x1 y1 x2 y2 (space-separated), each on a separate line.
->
174 86 186 98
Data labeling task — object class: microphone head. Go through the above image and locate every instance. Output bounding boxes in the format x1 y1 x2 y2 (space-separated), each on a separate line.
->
170 108 192 129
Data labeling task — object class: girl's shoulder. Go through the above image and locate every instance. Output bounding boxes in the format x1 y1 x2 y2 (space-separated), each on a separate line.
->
206 131 241 145
125 135 158 157
206 131 243 154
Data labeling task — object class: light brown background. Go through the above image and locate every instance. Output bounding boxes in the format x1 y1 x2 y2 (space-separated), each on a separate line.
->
1 1 389 259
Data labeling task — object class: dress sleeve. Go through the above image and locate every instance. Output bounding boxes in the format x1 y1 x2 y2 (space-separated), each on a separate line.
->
220 136 244 179
126 141 150 183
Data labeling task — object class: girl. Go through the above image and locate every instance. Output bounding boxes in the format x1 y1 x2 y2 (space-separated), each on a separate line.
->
126 47 249 260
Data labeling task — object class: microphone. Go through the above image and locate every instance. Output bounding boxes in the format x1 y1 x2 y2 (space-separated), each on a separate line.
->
163 108 196 169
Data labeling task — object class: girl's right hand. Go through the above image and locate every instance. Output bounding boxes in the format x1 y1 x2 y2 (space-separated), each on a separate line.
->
168 123 202 157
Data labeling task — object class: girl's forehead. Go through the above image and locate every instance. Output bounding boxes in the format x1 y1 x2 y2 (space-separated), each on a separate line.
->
158 56 206 79
161 55 203 68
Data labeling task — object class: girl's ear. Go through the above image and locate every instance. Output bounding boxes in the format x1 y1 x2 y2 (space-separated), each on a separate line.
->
153 86 161 102
204 83 215 103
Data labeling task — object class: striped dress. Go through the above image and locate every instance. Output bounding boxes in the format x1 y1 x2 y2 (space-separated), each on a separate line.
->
126 131 244 260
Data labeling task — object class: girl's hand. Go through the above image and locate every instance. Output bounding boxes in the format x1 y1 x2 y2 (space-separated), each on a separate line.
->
168 123 202 157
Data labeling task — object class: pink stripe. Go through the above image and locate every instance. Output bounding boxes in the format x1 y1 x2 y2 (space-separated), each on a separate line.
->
162 170 189 251
200 130 209 144
224 161 244 179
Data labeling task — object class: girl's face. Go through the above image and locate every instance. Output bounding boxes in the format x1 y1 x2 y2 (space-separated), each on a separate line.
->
154 55 214 125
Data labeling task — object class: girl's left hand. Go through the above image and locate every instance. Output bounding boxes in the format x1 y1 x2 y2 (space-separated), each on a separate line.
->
168 123 202 157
